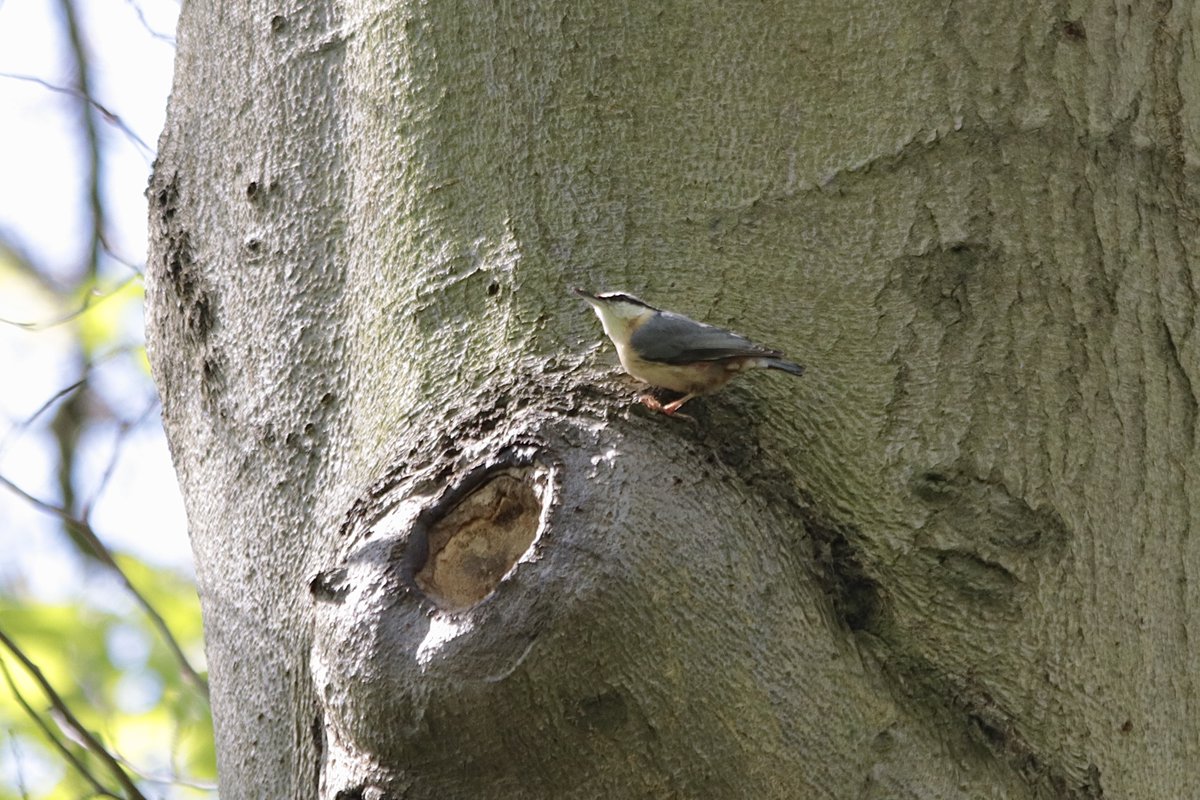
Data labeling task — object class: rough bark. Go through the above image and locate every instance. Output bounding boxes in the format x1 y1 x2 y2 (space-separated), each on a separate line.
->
147 1 1200 798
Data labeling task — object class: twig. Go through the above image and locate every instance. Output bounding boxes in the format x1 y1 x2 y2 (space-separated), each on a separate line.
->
0 274 142 330
0 633 142 799
0 474 209 699
2 377 86 438
0 348 136 469
121 0 177 45
1 660 118 798
106 739 218 792
0 71 155 160
58 0 111 281
6 730 33 800
81 398 160 520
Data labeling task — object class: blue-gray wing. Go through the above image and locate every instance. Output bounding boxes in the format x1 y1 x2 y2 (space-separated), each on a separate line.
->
630 311 782 364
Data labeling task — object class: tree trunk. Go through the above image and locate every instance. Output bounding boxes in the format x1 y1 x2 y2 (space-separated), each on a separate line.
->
147 1 1200 797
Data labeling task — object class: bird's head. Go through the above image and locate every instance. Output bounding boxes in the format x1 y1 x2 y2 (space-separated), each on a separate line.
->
573 288 659 342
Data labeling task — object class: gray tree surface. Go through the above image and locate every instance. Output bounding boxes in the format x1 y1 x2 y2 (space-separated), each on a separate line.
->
146 1 1200 797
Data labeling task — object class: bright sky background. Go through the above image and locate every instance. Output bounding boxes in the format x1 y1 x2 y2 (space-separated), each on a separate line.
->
0 0 187 601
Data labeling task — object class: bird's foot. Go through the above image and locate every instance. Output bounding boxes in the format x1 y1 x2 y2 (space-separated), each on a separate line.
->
639 392 695 421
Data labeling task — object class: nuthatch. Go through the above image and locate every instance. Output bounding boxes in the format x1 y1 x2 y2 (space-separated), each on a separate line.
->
575 288 805 415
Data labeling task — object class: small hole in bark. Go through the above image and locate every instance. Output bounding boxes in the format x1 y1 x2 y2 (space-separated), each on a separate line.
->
1058 19 1086 40
569 691 628 734
414 467 547 611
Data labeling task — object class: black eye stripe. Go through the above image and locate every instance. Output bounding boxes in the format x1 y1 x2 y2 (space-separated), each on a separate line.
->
598 292 648 307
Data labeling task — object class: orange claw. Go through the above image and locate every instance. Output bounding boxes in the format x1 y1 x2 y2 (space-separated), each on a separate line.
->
638 392 695 420
638 393 665 413
661 393 695 415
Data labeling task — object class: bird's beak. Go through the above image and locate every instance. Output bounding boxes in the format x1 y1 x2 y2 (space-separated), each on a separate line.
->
573 287 598 303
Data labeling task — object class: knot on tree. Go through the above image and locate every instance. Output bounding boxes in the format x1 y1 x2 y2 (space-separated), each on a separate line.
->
413 468 546 611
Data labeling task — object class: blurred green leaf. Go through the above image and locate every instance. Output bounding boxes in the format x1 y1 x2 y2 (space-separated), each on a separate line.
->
134 345 153 377
0 554 214 799
74 277 144 356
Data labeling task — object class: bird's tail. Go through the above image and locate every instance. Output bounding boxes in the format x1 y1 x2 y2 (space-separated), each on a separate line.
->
766 358 806 377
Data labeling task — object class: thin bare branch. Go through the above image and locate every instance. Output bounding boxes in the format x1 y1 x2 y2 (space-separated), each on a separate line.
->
97 237 147 276
61 0 105 280
0 71 155 160
0 274 142 331
81 398 160 520
1 660 119 798
0 474 209 699
105 740 218 792
0 632 142 799
1 377 86 440
5 730 34 800
0 349 143 475
121 0 177 45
